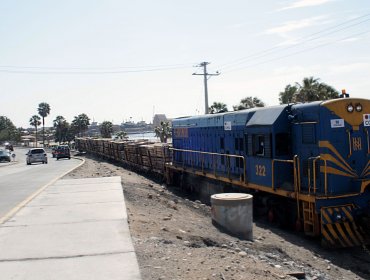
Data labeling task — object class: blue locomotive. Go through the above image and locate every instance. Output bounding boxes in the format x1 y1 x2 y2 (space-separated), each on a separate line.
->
170 97 370 247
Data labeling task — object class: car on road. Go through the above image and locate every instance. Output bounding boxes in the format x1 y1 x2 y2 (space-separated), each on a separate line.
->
51 146 58 158
26 148 48 165
0 149 11 162
55 145 71 160
4 143 14 151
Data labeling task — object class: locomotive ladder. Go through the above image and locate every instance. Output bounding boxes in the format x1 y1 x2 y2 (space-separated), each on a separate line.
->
302 201 316 236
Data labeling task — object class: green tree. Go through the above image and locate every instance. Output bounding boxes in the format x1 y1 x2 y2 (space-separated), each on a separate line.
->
53 116 69 144
29 115 41 147
37 102 51 147
233 96 265 111
61 122 76 144
279 77 339 104
71 113 90 137
100 121 113 138
155 121 171 143
317 82 339 100
115 131 127 140
279 84 298 104
209 102 228 114
0 116 19 142
295 77 321 102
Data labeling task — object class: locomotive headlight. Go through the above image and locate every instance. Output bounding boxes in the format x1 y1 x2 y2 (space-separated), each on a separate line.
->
355 103 362 112
347 104 354 113
336 214 342 220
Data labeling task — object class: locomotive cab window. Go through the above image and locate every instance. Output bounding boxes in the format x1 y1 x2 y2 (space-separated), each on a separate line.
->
254 135 265 156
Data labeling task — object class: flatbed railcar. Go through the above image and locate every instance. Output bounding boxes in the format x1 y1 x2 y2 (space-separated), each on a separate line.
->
168 97 370 248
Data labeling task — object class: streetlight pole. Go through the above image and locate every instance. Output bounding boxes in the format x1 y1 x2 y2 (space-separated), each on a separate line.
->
193 62 220 114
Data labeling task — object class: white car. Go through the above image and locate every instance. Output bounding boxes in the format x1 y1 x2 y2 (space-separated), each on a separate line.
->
26 148 48 165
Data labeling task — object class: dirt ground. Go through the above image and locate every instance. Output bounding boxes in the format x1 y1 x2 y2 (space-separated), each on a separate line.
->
64 154 370 280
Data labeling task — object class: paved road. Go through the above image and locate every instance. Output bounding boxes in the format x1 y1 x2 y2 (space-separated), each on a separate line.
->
0 147 82 219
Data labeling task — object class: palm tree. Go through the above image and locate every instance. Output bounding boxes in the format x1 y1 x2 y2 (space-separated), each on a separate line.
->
29 115 41 147
72 113 90 137
53 116 68 144
279 77 340 104
296 77 339 102
295 77 320 102
317 82 339 100
155 121 171 143
38 102 51 147
279 84 298 104
100 121 113 138
233 96 265 111
209 102 228 114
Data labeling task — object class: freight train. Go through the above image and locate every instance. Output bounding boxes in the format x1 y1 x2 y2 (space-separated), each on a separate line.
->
76 96 370 248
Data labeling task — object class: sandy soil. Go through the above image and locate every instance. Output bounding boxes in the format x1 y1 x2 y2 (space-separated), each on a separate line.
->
64 154 370 280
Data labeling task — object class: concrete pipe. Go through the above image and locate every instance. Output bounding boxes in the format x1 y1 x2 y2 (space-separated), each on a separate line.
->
211 193 253 241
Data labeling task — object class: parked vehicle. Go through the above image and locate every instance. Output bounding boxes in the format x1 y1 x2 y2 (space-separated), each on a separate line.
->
26 148 48 165
56 145 71 160
0 149 11 162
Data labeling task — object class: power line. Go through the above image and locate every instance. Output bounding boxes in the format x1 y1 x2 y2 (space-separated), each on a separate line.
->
219 12 370 71
0 64 192 74
0 63 191 70
223 29 370 74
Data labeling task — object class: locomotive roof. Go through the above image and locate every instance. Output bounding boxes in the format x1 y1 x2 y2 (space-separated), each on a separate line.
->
246 104 287 126
172 107 261 128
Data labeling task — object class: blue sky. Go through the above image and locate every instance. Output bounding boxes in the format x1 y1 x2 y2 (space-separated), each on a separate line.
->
1 0 369 127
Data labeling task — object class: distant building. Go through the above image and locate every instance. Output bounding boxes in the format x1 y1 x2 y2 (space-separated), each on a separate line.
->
153 114 167 127
87 122 99 137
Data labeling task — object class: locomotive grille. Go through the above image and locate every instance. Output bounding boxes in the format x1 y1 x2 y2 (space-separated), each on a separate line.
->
321 205 366 248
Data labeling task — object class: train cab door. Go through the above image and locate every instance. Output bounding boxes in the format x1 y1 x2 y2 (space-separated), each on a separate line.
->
292 122 320 193
233 133 245 179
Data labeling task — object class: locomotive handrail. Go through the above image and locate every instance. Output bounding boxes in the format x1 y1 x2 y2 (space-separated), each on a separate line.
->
313 157 319 194
366 129 370 155
306 156 328 195
321 158 328 195
308 156 321 194
347 129 352 158
297 156 301 193
271 159 294 190
170 148 246 183
293 155 300 220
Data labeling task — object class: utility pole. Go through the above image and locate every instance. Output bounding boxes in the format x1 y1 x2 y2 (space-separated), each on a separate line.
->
193 62 220 114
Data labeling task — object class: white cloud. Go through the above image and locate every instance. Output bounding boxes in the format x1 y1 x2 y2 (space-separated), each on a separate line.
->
340 37 360 43
266 16 328 38
279 0 334 11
